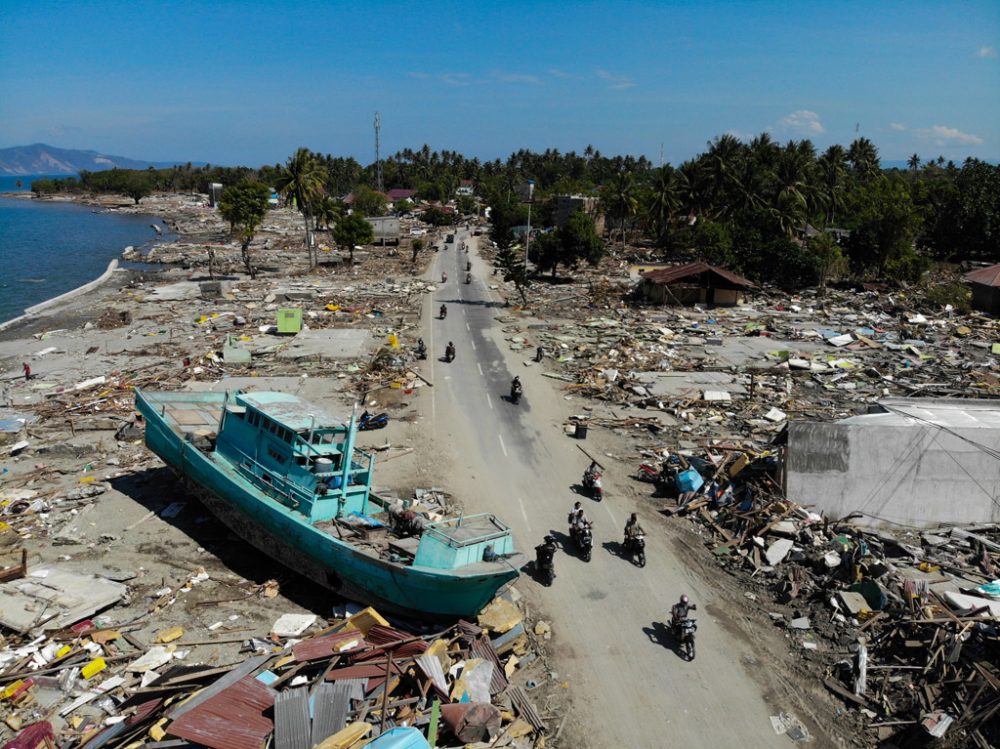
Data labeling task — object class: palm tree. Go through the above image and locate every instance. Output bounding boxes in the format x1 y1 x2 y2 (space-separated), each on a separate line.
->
274 148 328 268
314 195 342 231
907 153 921 171
817 146 848 227
601 171 638 249
847 137 880 182
645 166 681 243
703 134 745 216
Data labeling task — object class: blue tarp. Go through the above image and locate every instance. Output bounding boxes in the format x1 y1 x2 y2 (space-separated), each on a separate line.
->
367 727 432 749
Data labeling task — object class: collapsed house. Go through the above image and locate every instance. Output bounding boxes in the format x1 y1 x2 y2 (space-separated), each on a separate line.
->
786 398 1000 527
964 263 1000 315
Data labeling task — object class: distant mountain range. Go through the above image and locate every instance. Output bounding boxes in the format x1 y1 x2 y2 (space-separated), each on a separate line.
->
0 143 204 176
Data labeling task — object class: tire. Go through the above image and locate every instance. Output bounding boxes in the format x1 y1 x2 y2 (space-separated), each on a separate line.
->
638 550 646 568
583 548 592 562
687 639 696 661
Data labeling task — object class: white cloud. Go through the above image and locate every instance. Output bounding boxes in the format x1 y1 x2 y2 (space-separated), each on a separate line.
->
548 68 581 80
407 71 430 80
438 73 472 87
975 45 997 58
776 110 825 135
594 68 636 90
914 125 984 146
496 73 542 85
889 122 907 131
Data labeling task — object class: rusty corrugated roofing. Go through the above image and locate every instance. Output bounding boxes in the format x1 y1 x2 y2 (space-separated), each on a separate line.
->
964 263 1000 287
640 261 755 289
292 630 367 662
470 637 508 696
166 676 276 749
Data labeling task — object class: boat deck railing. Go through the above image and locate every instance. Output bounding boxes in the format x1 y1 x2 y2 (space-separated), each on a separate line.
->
422 514 512 548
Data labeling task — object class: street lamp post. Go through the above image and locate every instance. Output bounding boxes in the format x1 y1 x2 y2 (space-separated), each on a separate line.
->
524 179 535 274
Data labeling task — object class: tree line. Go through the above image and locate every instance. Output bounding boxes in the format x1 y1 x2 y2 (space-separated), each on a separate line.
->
27 136 998 288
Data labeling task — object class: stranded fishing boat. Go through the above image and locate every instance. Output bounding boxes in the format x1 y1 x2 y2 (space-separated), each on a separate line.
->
134 389 525 618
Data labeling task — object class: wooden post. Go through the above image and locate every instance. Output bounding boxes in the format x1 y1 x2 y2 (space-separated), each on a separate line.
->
380 649 393 734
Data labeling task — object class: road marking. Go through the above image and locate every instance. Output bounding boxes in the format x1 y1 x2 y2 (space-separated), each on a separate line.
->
486 393 493 410
477 363 484 376
466 322 471 331
470 340 476 351
498 433 507 456
517 496 530 528
603 503 618 526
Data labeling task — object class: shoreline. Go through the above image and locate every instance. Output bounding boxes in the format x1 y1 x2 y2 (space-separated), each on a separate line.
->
0 259 122 332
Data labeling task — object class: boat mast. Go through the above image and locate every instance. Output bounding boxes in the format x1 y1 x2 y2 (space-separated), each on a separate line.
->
339 403 360 517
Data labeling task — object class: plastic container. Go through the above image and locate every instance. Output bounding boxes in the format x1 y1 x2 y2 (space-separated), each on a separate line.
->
313 458 334 474
676 468 704 494
574 423 588 440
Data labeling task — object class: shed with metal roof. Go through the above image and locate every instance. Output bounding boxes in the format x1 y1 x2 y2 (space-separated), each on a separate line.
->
964 263 1000 315
637 261 755 307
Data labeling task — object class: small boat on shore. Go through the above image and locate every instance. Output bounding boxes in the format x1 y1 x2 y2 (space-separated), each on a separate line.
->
134 389 526 618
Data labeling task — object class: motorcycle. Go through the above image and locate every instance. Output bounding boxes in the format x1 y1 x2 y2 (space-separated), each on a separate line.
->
624 532 646 567
358 411 388 431
582 469 604 501
535 540 556 586
466 260 472 272
465 273 472 284
445 343 455 363
510 382 522 405
571 522 593 562
673 615 697 661
440 305 447 320
441 272 448 283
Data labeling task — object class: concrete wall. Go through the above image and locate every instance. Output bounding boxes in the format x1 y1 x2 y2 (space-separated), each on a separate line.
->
786 421 1000 527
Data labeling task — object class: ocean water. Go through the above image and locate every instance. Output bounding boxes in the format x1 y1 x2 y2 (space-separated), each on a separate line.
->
0 187 172 322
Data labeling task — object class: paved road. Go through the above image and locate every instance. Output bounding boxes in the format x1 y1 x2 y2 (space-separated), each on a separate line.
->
425 230 789 748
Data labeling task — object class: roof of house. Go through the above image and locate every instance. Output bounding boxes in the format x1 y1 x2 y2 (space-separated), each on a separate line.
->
639 261 755 289
387 188 416 201
963 263 1000 287
460 179 473 186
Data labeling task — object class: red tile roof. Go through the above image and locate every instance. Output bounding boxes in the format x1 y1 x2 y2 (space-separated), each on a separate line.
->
640 261 755 289
964 264 1000 287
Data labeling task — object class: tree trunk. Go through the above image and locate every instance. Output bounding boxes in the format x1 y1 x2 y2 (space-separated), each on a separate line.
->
207 247 216 280
241 239 256 280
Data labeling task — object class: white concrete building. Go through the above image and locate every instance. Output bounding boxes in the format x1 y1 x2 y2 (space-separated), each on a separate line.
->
786 398 1000 528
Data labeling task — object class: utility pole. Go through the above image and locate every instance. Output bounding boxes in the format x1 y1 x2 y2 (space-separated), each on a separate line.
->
523 179 534 274
374 112 383 193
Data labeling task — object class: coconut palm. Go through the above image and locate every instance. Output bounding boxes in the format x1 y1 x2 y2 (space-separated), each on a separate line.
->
817 146 849 227
601 171 639 249
907 153 921 171
645 166 682 243
315 195 342 231
275 148 328 268
847 137 880 182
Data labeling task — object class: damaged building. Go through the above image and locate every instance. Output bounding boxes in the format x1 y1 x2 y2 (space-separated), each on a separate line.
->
786 398 1000 527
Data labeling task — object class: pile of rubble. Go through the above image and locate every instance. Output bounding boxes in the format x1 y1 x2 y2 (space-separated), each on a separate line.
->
0 592 553 748
643 444 1000 747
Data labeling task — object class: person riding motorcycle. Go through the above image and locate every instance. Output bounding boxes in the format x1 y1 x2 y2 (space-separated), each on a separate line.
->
584 461 599 483
445 341 456 362
465 272 472 284
439 304 447 319
671 594 697 629
624 512 644 546
510 376 523 401
567 501 589 533
441 271 448 283
466 260 472 272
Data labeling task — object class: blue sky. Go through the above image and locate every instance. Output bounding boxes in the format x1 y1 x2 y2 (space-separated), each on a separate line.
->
1 0 997 167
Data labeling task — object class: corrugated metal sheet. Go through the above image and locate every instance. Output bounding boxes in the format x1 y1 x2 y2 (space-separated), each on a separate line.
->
506 685 548 733
169 654 270 719
965 263 1000 287
640 261 755 289
469 638 508 695
311 681 354 746
415 654 448 697
274 687 310 749
292 630 367 662
166 676 276 749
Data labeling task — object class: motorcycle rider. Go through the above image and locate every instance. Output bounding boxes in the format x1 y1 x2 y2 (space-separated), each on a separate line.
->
465 272 472 284
441 271 448 283
624 512 644 546
535 535 557 580
439 304 447 319
567 501 588 534
510 375 523 401
466 260 472 272
584 460 599 485
671 594 697 630
445 341 456 362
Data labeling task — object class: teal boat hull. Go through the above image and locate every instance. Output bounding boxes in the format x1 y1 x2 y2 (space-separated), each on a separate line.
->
136 393 521 619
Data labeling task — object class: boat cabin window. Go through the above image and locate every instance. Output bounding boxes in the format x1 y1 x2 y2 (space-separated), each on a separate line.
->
310 432 336 445
266 446 287 464
247 411 261 427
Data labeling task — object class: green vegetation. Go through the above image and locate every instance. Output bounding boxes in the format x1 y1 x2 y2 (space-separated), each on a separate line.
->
333 212 375 264
218 180 270 279
36 136 996 288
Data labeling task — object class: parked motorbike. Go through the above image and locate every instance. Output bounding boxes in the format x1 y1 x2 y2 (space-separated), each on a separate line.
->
582 468 604 501
673 615 697 661
535 537 556 586
625 532 646 567
571 522 593 562
358 411 388 431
